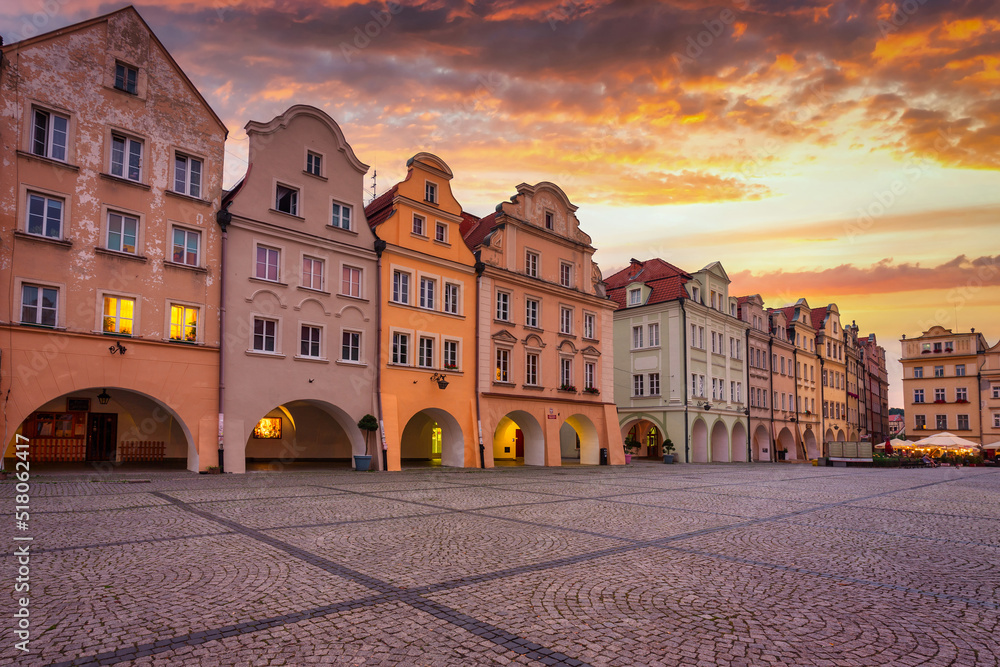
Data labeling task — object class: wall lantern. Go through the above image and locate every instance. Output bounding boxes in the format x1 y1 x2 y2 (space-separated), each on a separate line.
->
97 388 111 405
430 373 449 389
108 341 127 355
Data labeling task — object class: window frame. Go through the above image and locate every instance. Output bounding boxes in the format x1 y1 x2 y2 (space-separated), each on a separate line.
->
306 150 323 177
105 210 140 255
173 152 203 198
330 200 352 230
168 302 201 344
392 270 411 305
275 183 300 216
299 323 323 359
495 290 510 322
425 181 438 204
31 107 69 162
301 255 325 292
525 352 539 386
649 372 660 396
495 347 510 383
418 336 435 368
583 312 597 340
25 191 64 240
559 306 573 335
252 316 279 354
20 282 59 328
633 374 645 397
171 226 201 267
391 331 410 365
525 298 539 328
412 214 426 237
559 262 573 288
110 132 143 182
341 330 362 363
525 250 539 278
254 243 281 282
443 282 460 315
340 264 362 297
443 339 459 370
435 222 448 244
420 277 436 310
114 62 138 94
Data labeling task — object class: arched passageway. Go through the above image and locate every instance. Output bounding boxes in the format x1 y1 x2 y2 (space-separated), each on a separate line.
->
493 410 545 466
245 400 363 470
401 408 465 468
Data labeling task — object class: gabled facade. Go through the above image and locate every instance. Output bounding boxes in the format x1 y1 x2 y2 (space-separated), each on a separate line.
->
365 153 478 469
1 7 227 470
737 295 773 461
813 303 850 446
980 339 1000 449
766 308 800 460
608 258 748 463
219 105 377 473
844 321 865 441
770 299 821 459
900 326 987 443
861 333 890 443
462 182 621 466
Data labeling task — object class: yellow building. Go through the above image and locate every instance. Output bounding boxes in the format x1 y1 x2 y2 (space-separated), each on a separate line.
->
364 154 479 469
813 303 850 446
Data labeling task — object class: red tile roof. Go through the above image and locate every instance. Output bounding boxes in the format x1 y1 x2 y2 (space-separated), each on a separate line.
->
364 184 398 229
605 258 692 310
461 211 498 249
810 307 828 332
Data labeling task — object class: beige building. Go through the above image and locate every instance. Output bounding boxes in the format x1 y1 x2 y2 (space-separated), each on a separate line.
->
766 308 800 460
770 300 821 459
738 295 773 461
462 182 621 466
0 8 227 470
813 304 850 446
900 326 988 442
219 105 378 473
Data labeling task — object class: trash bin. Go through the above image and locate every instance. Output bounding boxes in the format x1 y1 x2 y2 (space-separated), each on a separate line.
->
600 448 608 465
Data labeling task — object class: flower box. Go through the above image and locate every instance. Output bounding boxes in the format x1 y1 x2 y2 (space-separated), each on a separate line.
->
444 364 458 370
933 399 946 404
956 399 969 404
583 387 600 395
559 384 577 392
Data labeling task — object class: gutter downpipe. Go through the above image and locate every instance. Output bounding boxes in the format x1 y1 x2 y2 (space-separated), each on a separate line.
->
680 299 689 463
745 325 751 462
792 344 801 459
215 203 232 473
768 336 775 462
475 252 486 469
374 237 387 471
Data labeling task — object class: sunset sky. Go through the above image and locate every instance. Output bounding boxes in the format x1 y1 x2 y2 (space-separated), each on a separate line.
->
6 0 999 406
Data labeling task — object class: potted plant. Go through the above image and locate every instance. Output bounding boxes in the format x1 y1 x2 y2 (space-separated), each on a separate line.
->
355 414 379 471
583 387 600 395
559 384 577 392
206 465 221 475
662 438 675 464
623 436 640 463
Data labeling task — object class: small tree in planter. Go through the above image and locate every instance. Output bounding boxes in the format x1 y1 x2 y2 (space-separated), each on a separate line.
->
356 414 379 471
662 438 675 464
623 436 640 463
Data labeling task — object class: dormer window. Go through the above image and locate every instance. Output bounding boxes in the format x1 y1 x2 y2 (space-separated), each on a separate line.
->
628 288 642 306
425 181 437 204
544 211 554 230
691 286 700 303
306 151 322 176
114 63 138 94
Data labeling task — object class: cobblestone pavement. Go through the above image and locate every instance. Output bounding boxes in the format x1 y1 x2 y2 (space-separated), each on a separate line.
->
2 462 999 666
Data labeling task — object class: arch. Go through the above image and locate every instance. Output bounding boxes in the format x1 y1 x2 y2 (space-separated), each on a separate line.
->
836 430 846 442
246 288 286 310
621 418 662 458
523 333 545 348
753 424 771 462
492 410 544 466
401 408 464 468
336 304 368 321
245 104 369 173
824 428 835 443
731 421 747 462
295 297 331 316
563 414 600 465
408 152 453 178
245 399 365 469
557 340 577 354
803 429 819 459
5 386 195 469
777 427 795 460
692 419 708 463
711 421 729 462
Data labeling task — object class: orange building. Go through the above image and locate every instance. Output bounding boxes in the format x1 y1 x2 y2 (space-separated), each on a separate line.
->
462 182 621 466
0 8 227 470
364 154 480 469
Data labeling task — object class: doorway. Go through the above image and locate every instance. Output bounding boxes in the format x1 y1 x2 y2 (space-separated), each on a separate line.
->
86 413 118 462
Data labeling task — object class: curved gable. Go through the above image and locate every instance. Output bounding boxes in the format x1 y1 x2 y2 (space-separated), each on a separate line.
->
245 104 369 174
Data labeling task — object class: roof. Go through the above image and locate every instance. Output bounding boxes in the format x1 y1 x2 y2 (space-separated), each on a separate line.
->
810 307 828 332
605 258 692 310
461 211 497 249
363 185 398 229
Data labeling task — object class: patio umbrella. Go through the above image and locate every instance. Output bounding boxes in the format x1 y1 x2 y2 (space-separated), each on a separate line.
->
911 432 980 450
982 441 1000 451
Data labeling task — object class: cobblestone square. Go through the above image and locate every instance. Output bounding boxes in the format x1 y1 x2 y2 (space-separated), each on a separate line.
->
3 463 999 666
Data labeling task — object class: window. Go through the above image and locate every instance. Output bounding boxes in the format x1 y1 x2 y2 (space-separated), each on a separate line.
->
425 181 437 203
342 331 361 362
933 342 943 353
107 212 138 254
691 374 697 397
420 277 436 310
560 307 573 335
443 340 458 369
525 353 539 386
495 291 510 321
698 327 705 349
340 265 361 297
994 413 1000 428
114 62 138 94
544 211 554 230
412 214 425 236
392 332 409 364
173 154 202 198
994 385 1000 400
957 414 969 430
934 388 945 402
111 134 142 181
495 348 509 382
302 257 325 291
443 283 459 314
780 357 785 375
21 284 57 327
306 151 322 176
823 401 829 418
648 323 659 347
560 358 573 387
169 304 198 342
525 298 539 328
955 364 965 376
301 325 322 358
559 262 572 288
435 222 448 243
32 108 69 161
525 251 539 278
691 286 700 302
253 318 277 352
275 185 298 215
331 202 351 230
915 415 926 429
419 337 434 368
956 387 968 402
913 366 923 378
633 375 644 396
26 193 63 239
632 326 643 349
255 245 280 281
583 313 596 340
935 414 947 430
172 228 200 266
649 373 660 395
629 288 642 306
102 296 134 335
913 389 924 403
698 375 705 397
934 366 944 377
392 271 410 304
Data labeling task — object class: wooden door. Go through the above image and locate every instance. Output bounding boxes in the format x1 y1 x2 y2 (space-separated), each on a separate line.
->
86 413 118 462
515 429 524 457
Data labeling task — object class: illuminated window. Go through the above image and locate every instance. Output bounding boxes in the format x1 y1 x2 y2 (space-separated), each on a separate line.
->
252 417 281 439
103 296 134 335
169 304 198 342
